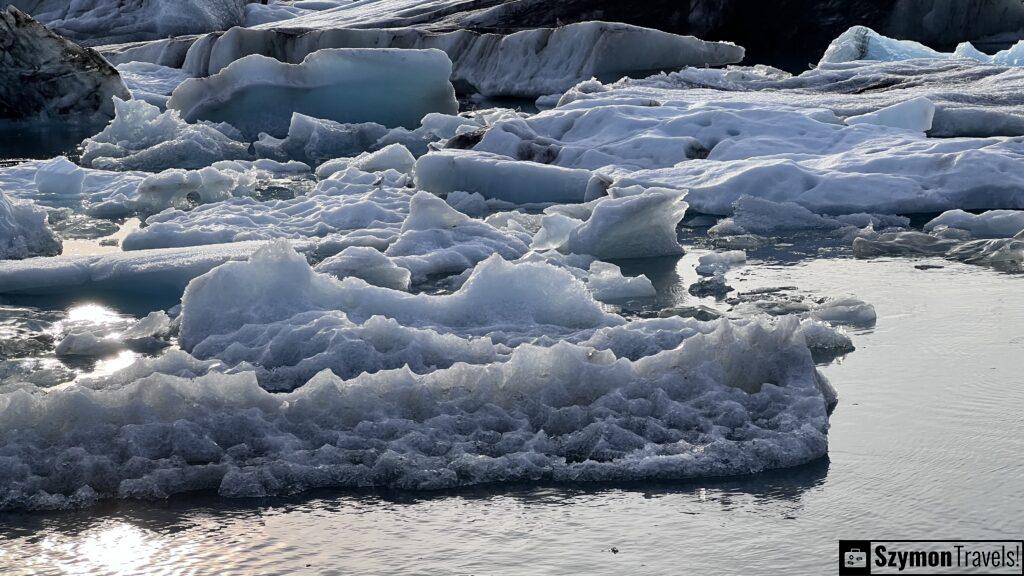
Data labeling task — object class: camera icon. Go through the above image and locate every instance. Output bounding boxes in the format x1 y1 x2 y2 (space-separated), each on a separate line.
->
845 549 868 568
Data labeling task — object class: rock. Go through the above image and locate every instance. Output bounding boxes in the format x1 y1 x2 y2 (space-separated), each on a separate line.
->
0 7 129 120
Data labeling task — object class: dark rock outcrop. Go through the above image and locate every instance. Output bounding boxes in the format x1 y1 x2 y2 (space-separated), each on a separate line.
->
0 6 129 120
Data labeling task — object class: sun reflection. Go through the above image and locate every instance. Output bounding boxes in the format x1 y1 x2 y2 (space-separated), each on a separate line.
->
65 303 124 326
86 350 139 379
35 522 167 575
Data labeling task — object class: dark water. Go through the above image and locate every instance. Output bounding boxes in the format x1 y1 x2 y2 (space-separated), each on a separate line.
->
0 123 102 163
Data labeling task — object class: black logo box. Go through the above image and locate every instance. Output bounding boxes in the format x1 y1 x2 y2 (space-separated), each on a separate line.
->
839 539 1024 576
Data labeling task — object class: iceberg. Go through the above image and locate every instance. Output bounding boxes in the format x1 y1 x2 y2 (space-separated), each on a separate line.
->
80 98 252 172
0 190 61 260
167 48 459 139
924 209 1024 238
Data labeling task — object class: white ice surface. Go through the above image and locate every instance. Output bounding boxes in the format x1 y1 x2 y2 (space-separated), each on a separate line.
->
924 209 1024 238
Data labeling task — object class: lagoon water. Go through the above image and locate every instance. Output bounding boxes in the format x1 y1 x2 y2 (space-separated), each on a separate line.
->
1 243 1020 575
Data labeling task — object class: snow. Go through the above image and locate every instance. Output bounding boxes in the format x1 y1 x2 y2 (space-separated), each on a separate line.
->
924 210 1024 238
81 98 252 172
845 97 935 132
168 48 459 140
415 150 597 205
0 189 61 260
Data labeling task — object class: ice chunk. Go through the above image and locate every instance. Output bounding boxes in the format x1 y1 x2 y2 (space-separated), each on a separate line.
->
0 7 129 120
819 26 944 64
924 209 1024 238
845 97 935 132
33 157 85 199
559 189 688 259
415 150 596 204
167 48 459 140
0 190 61 260
80 98 252 172
710 196 844 236
587 261 656 302
254 113 390 167
176 21 742 98
315 144 417 180
314 246 411 290
810 298 877 328
384 192 531 282
695 251 747 277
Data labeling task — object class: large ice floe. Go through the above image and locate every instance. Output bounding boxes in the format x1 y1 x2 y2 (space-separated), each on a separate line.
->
0 7 129 121
0 239 839 508
167 48 459 139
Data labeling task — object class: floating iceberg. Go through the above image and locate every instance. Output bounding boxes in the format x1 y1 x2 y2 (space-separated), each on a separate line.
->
587 261 656 302
415 150 597 205
168 48 459 139
0 7 129 121
924 209 1024 238
80 98 252 172
314 246 411 290
0 190 61 260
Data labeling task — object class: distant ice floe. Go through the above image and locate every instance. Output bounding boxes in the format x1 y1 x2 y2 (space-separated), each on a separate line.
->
820 25 1024 67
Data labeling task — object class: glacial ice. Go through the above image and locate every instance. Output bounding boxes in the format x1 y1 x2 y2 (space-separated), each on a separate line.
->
587 262 656 302
163 21 742 99
0 189 61 260
80 98 252 172
553 188 688 259
819 26 945 64
167 48 459 139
